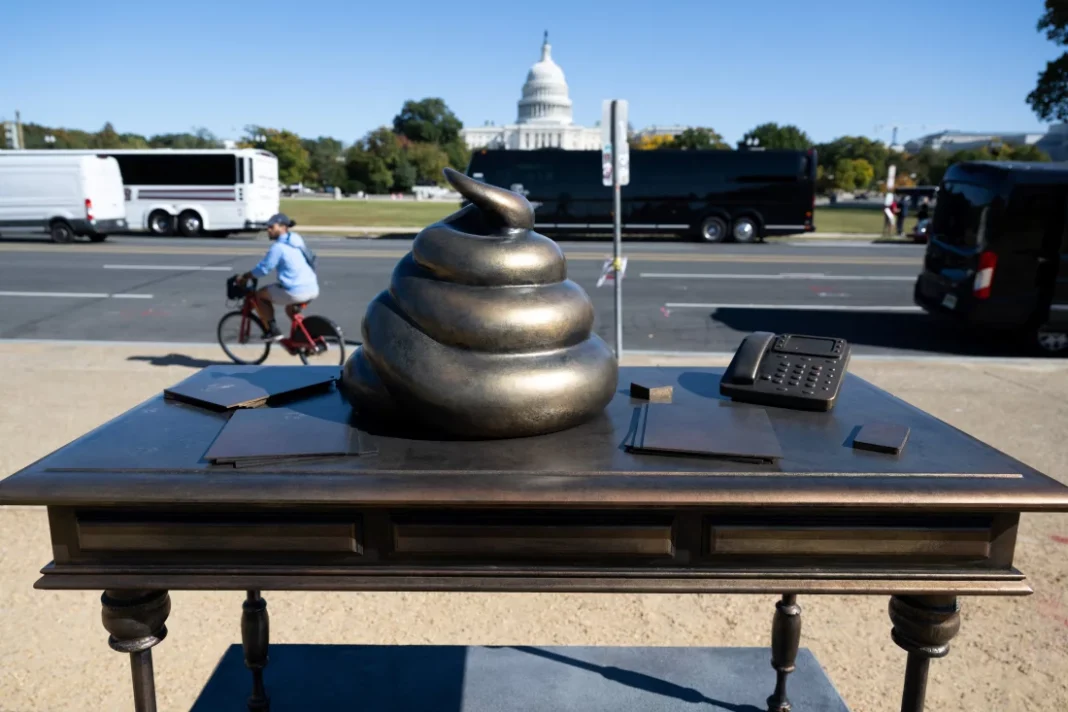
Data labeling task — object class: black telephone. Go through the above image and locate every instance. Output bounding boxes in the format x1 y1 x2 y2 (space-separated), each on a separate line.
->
720 332 851 412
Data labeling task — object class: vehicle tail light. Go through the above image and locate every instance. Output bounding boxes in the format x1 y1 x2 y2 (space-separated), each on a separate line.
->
85 198 94 221
974 251 997 299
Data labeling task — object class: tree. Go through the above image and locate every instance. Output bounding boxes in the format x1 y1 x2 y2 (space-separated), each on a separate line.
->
393 98 463 146
663 127 731 150
737 123 813 150
242 128 310 185
851 158 875 190
816 136 891 182
392 157 417 192
442 138 471 171
149 128 219 149
633 134 676 150
345 127 403 194
90 122 124 149
407 142 450 185
1009 143 1052 162
832 158 858 191
1028 1 1068 121
302 136 346 188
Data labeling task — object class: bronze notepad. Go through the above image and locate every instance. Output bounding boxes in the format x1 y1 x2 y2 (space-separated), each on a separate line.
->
164 366 337 411
628 401 783 462
205 406 374 464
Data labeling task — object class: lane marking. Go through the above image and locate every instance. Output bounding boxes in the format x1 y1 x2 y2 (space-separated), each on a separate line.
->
0 243 922 266
665 302 923 312
0 291 153 299
103 264 233 272
642 273 915 281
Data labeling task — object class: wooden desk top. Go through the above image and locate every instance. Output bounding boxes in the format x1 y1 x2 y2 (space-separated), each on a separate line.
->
4 366 1066 595
2 366 1067 512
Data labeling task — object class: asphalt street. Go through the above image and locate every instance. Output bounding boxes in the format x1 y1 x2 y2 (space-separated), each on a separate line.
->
0 233 1040 357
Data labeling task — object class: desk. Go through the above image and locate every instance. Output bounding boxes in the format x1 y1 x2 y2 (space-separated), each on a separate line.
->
2 366 1067 712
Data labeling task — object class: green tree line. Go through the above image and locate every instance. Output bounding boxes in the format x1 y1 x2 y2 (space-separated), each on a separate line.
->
632 122 1052 193
17 107 1053 196
17 97 471 194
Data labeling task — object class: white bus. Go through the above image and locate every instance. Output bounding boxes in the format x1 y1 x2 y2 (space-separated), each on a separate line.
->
18 148 279 237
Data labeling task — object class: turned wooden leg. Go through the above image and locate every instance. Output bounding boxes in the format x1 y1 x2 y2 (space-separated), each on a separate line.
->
889 595 961 712
767 593 802 712
242 590 270 711
100 590 170 712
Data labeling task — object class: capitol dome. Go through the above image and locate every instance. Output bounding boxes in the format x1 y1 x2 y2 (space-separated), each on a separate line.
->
517 32 574 125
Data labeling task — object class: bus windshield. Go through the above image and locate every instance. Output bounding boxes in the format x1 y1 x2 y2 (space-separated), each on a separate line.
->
931 180 998 248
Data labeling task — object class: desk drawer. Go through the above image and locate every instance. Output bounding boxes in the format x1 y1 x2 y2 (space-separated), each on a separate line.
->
392 522 674 559
77 520 361 553
708 526 991 560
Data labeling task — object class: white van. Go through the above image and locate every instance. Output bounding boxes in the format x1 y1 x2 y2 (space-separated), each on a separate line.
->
0 153 128 242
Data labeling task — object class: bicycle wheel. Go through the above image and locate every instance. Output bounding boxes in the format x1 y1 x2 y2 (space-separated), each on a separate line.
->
297 315 346 366
217 310 271 365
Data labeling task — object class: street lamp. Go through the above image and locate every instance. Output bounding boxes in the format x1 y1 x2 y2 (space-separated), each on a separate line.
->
44 134 55 148
744 137 762 150
254 133 267 146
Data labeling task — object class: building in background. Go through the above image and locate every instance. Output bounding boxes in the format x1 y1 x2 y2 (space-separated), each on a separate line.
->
904 129 1046 154
632 125 688 142
461 33 600 151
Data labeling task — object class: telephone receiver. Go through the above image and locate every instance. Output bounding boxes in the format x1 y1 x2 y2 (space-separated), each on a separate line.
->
721 332 851 412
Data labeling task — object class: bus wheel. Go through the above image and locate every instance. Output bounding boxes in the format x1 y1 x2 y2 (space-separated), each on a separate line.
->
178 210 203 237
732 217 759 243
148 210 174 236
698 216 728 243
1036 329 1068 355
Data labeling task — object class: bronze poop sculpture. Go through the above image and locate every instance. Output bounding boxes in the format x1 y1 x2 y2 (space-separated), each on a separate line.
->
339 167 618 438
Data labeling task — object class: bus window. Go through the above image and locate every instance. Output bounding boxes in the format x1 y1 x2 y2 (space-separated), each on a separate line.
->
249 158 254 184
237 156 244 184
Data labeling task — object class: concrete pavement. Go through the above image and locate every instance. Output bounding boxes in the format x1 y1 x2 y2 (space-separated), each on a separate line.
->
0 341 1066 711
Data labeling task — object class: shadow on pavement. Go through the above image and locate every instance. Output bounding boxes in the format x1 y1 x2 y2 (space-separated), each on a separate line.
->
127 353 230 368
710 308 1052 357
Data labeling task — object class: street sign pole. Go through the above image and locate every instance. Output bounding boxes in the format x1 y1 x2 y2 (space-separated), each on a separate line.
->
611 101 623 360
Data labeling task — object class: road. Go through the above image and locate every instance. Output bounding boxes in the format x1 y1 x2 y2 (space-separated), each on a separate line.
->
0 234 1035 357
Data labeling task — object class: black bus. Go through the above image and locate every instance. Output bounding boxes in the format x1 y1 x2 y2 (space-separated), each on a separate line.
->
466 149 817 242
914 161 1068 353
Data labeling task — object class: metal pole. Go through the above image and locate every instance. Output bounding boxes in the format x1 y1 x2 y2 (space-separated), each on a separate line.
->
611 101 623 359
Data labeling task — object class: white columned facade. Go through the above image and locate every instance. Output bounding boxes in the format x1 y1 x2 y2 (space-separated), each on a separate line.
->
461 32 601 152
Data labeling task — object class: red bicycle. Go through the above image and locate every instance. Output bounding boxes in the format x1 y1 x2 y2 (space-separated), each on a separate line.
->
217 276 346 366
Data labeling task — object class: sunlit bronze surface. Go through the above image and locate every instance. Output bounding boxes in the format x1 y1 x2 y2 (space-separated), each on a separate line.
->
339 168 618 438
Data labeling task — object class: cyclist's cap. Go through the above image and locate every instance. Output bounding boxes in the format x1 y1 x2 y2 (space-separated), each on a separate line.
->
266 213 295 228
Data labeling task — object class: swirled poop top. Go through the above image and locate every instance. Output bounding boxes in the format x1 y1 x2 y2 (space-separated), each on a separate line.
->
339 168 618 438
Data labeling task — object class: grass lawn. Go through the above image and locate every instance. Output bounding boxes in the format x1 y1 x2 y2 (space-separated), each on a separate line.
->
281 199 919 235
281 199 456 228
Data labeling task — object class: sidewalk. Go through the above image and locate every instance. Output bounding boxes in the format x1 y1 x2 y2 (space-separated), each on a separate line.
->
296 225 885 240
0 342 1066 711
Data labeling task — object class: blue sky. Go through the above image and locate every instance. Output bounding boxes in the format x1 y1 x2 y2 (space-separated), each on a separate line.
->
1 0 1060 146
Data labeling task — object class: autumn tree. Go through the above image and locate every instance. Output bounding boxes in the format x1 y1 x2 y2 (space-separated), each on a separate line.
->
632 134 676 150
663 128 731 150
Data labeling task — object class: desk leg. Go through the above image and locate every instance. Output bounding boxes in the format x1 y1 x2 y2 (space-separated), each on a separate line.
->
242 590 270 711
889 595 961 712
100 589 170 712
767 593 801 712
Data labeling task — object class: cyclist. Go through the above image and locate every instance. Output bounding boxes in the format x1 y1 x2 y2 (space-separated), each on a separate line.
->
238 213 319 341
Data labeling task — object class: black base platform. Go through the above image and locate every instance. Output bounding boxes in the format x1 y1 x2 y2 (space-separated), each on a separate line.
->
191 644 851 711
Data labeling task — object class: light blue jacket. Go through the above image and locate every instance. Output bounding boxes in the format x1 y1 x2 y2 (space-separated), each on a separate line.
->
251 231 318 294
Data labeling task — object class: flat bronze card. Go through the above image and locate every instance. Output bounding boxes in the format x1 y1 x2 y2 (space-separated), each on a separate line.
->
629 401 782 462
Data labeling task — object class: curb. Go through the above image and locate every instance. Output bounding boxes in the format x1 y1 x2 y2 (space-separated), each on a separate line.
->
295 226 897 242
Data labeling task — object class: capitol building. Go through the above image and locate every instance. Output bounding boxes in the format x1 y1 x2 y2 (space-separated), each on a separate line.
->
461 33 601 151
